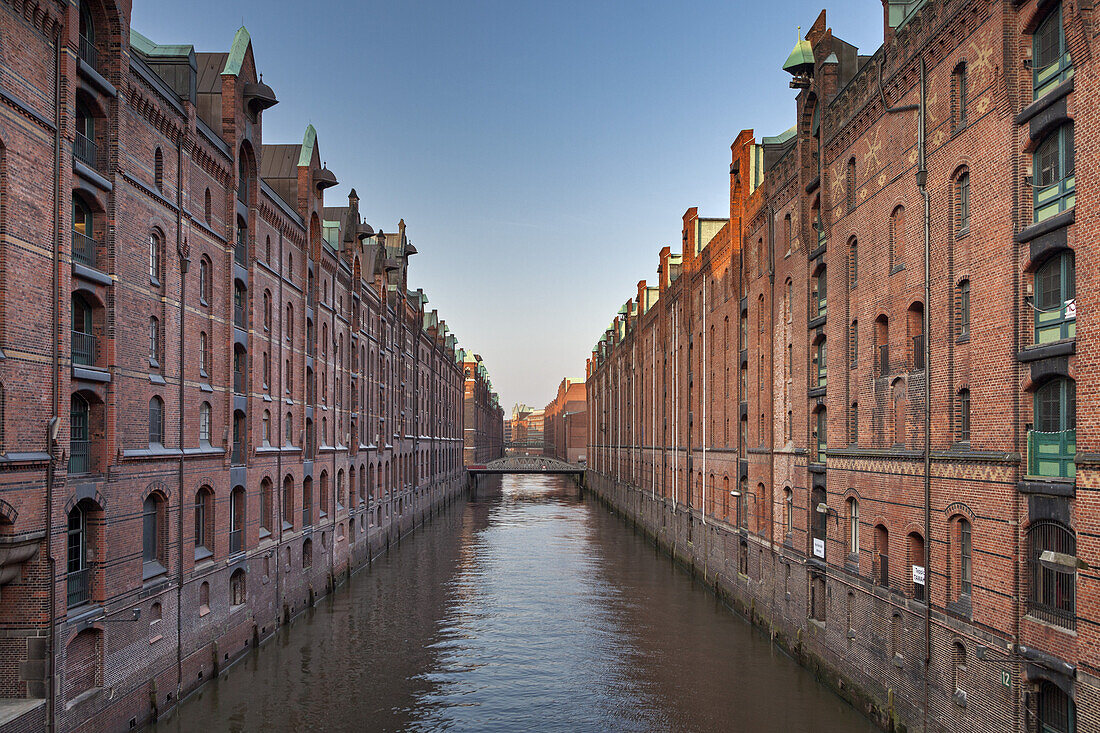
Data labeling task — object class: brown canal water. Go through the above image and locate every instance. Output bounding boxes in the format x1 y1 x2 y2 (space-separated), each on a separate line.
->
154 474 877 732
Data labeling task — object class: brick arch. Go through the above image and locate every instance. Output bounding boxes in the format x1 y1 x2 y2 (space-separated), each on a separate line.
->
944 501 975 522
0 498 16 524
63 485 105 515
141 480 170 502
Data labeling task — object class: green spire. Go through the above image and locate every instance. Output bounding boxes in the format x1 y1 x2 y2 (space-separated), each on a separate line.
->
782 27 814 76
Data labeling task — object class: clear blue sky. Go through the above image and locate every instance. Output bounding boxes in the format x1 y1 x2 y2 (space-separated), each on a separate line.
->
133 1 884 411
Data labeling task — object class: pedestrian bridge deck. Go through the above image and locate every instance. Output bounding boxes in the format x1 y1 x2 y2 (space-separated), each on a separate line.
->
466 457 585 475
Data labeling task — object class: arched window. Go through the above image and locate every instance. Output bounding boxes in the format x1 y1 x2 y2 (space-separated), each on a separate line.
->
154 147 164 191
848 401 858 445
784 488 794 536
319 470 329 515
142 493 166 574
204 187 211 224
194 487 213 558
784 213 793 254
813 337 827 388
198 331 209 377
953 516 972 600
812 266 826 318
149 232 162 284
875 315 890 376
149 316 160 365
1034 123 1074 222
1031 377 1076 479
1037 680 1075 733
284 412 293 446
69 393 91 474
66 629 101 698
199 581 210 614
952 642 967 694
1033 3 1072 98
230 568 246 606
1028 520 1076 628
286 303 294 343
908 301 924 370
67 501 94 606
235 217 248 266
303 538 313 569
952 63 967 131
263 290 272 330
282 475 294 528
303 475 314 526
238 149 250 204
956 279 970 339
848 238 857 289
260 478 273 534
874 524 889 587
1034 251 1075 343
908 531 926 601
77 0 96 66
229 486 246 553
262 351 270 389
956 171 970 232
233 280 247 329
199 401 211 444
957 388 971 443
889 206 905 270
847 497 859 556
199 256 211 304
846 157 856 211
72 194 96 267
265 235 271 263
892 379 907 447
262 409 271 445
814 408 827 464
148 397 164 447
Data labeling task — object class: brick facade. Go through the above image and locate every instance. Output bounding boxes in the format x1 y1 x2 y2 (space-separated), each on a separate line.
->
0 3 499 730
461 352 504 465
588 2 1095 731
543 377 586 464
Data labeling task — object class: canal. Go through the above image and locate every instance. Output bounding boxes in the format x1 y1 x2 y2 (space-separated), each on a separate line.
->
156 475 876 732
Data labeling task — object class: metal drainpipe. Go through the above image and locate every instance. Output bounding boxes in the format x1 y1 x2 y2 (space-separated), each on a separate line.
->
917 60 933 733
275 228 283 624
174 137 188 709
46 28 62 733
766 203 775 539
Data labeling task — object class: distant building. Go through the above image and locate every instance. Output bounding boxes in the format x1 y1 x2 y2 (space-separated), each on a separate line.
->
509 403 545 456
462 352 504 464
544 378 587 463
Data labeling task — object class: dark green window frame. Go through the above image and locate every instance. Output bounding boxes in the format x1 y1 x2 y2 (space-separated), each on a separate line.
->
1029 377 1075 479
1034 251 1075 344
1034 124 1074 223
1034 3 1072 99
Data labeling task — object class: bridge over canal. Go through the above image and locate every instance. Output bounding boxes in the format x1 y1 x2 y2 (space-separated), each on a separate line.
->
466 456 586 475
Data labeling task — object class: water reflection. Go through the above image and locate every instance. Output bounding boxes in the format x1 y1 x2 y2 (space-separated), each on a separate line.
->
157 475 874 732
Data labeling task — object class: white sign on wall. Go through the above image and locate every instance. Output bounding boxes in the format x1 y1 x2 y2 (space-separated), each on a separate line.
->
912 565 926 585
813 538 825 558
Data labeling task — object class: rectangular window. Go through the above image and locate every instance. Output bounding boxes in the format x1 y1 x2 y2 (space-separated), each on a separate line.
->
958 281 970 338
959 521 972 597
1034 124 1075 223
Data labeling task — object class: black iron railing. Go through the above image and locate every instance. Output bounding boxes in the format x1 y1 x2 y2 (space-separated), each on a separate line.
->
69 439 90 474
229 528 243 554
72 330 97 367
72 231 97 269
67 567 90 608
78 35 98 70
74 133 97 169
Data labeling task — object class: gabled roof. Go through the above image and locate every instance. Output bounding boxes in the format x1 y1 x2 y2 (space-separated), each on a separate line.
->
222 26 251 76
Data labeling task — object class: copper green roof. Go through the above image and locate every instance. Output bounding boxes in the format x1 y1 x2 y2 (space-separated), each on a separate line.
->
783 36 814 74
222 26 251 76
298 125 317 167
762 126 797 145
130 29 193 57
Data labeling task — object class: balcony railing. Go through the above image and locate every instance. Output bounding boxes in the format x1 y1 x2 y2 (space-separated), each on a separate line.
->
878 344 889 375
234 304 247 330
229 528 243 554
912 334 925 370
234 242 248 267
72 330 97 367
78 35 98 70
233 369 245 395
69 439 90 474
231 440 244 465
72 231 98 269
1027 429 1076 480
67 567 91 608
74 133 97 169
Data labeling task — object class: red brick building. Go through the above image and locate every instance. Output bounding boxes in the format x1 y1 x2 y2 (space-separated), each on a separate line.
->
543 377 586 463
0 3 489 730
588 2 1094 731
461 351 504 465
